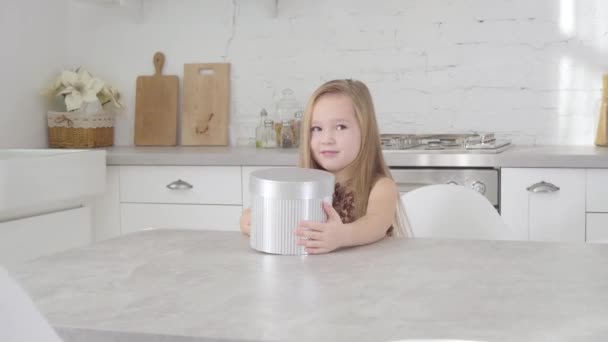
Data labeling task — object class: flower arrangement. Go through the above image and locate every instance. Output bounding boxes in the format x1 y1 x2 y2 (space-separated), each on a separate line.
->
43 67 124 113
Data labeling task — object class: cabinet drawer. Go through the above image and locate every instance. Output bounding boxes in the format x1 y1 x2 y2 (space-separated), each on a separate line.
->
587 213 608 244
501 168 585 242
120 166 241 205
587 170 608 212
0 206 91 267
120 203 242 233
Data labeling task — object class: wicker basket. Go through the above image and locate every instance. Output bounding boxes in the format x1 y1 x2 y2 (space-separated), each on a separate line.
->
47 111 114 148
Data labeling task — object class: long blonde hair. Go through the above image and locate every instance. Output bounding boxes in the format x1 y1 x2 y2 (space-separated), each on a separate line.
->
298 79 409 238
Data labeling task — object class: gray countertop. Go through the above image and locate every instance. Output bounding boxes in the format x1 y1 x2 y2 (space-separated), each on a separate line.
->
10 229 608 342
103 145 608 168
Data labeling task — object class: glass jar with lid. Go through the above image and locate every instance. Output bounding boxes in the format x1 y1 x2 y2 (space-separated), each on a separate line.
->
280 120 294 148
274 88 300 145
255 108 268 148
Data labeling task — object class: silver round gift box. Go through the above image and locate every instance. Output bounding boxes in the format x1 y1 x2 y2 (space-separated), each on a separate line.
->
249 167 335 255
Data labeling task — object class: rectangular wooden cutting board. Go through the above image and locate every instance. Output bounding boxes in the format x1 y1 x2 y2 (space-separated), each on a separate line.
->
181 63 230 146
134 52 178 146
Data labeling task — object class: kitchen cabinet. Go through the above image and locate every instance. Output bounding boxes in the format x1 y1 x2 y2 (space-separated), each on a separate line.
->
586 169 608 212
120 166 241 205
93 165 242 240
121 203 241 233
0 149 105 266
119 166 241 234
0 206 91 267
586 214 608 243
501 168 586 242
585 170 608 243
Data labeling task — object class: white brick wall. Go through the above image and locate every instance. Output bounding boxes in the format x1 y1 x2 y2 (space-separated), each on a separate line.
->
65 0 608 146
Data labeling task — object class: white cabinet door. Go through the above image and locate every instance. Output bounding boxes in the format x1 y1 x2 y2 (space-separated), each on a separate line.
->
120 166 242 205
586 213 608 244
0 206 91 267
121 203 242 233
586 169 608 212
501 168 585 242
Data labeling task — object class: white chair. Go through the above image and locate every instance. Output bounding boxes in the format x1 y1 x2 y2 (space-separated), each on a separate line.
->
401 184 510 240
0 267 63 342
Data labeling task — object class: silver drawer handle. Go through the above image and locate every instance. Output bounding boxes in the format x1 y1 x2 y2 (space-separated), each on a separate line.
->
526 181 560 193
166 179 193 190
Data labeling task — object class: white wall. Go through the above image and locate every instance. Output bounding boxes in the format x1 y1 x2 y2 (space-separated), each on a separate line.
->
0 0 68 148
63 0 608 145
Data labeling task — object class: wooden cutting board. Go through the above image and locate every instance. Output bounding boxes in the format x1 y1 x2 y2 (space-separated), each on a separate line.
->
181 63 230 146
134 52 178 146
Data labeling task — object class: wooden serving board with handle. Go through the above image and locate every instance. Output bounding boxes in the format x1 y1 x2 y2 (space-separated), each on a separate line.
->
181 63 230 146
134 52 178 146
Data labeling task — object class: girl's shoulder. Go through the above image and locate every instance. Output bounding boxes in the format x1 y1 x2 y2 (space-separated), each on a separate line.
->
372 176 397 189
369 176 398 198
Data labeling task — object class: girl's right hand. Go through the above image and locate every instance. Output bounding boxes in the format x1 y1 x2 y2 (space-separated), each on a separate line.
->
240 208 251 236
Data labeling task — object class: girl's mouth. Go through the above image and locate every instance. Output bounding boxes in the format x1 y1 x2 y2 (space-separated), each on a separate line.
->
320 150 339 156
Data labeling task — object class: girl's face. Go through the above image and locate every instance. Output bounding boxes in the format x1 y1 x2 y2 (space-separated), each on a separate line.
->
310 93 362 177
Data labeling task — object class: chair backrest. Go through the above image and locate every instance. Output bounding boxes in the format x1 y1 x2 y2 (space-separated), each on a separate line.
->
0 267 63 342
401 184 510 240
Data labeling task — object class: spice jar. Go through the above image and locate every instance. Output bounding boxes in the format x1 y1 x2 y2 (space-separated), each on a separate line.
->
280 120 294 148
293 110 303 147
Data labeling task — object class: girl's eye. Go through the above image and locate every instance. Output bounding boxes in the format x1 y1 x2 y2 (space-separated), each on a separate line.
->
311 126 321 132
336 124 347 130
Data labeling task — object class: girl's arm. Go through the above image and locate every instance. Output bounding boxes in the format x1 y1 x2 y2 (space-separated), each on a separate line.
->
240 208 251 235
295 177 398 254
342 177 398 247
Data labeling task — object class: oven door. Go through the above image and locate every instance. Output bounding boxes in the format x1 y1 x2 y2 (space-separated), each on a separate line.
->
389 168 499 209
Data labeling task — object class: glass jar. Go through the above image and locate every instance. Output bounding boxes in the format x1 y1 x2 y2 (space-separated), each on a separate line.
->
280 120 294 148
274 88 300 145
255 108 268 148
293 110 303 147
262 119 277 148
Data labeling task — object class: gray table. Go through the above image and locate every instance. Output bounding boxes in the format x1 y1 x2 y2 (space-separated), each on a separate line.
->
10 230 608 342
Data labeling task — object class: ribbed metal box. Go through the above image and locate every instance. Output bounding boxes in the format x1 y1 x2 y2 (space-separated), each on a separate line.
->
249 167 335 255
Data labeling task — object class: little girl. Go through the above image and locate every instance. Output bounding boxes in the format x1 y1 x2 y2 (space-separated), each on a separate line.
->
240 79 410 253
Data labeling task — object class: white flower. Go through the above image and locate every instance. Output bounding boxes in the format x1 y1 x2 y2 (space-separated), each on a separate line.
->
98 85 124 110
43 67 123 113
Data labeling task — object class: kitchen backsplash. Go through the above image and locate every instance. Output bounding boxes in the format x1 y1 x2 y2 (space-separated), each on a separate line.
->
61 0 608 146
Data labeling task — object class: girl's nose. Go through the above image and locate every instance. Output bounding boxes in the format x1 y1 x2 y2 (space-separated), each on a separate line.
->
321 131 336 144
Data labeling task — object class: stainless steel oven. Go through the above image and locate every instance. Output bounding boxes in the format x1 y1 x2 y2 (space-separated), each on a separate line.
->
384 132 507 211
390 168 500 209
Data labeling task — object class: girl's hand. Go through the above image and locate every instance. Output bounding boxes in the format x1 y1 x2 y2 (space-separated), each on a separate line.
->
240 208 251 236
295 202 348 254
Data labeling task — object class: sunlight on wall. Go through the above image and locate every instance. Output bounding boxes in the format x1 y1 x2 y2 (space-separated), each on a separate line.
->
557 0 608 145
560 0 575 36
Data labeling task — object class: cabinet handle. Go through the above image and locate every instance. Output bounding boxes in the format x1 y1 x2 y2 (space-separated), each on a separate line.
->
166 179 194 190
526 181 560 193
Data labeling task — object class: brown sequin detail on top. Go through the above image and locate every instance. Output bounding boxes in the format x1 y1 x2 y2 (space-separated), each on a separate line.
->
333 182 356 224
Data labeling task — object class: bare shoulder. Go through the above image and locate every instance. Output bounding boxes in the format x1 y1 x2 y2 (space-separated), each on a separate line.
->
366 176 398 217
370 176 398 197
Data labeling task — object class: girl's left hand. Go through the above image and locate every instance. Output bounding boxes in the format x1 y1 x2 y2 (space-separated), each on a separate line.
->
295 202 348 254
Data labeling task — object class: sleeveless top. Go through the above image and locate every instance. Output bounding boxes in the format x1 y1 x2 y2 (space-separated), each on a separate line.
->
332 181 395 236
332 182 356 224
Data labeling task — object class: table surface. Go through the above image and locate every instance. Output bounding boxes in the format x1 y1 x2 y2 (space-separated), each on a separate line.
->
11 229 608 342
